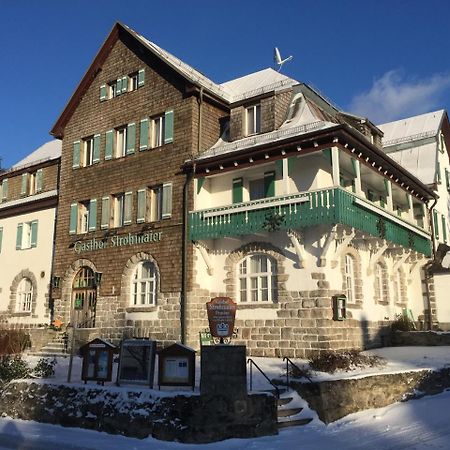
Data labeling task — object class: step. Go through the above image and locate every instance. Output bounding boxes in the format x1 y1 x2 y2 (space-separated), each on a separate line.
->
41 346 66 353
262 387 288 396
277 407 303 418
32 352 67 358
277 418 313 429
277 397 293 406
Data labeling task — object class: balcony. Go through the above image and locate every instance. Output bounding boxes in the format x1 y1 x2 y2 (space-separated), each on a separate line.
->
189 187 432 256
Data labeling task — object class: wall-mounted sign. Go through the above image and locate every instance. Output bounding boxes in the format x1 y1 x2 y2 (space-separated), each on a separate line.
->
73 231 162 254
117 339 156 387
206 297 236 341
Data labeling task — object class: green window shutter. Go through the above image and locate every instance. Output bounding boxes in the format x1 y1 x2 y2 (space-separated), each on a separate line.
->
105 130 113 160
21 173 28 195
162 183 173 219
69 203 78 234
433 210 439 240
322 148 332 164
288 157 296 176
73 141 81 169
264 171 275 198
121 76 128 94
275 159 283 177
197 177 205 194
446 169 450 192
16 223 23 250
93 134 101 163
126 123 136 154
124 192 133 225
436 161 441 183
88 199 97 231
36 169 43 192
367 189 375 201
30 220 38 247
101 196 110 229
137 189 147 222
164 110 174 144
1 179 7 200
116 78 122 96
0 227 3 253
232 178 243 204
380 196 386 208
139 119 149 151
138 69 145 87
100 84 107 101
442 215 447 243
350 158 358 176
339 175 345 188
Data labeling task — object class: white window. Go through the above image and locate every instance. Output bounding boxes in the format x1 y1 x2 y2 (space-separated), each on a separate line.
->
16 221 38 249
393 269 403 304
115 127 127 157
152 115 165 148
344 254 355 303
238 254 276 303
129 72 139 91
17 278 33 313
79 202 90 234
83 137 95 167
113 192 132 227
131 261 157 306
246 104 261 136
150 183 172 221
23 222 32 248
375 262 389 302
109 80 118 98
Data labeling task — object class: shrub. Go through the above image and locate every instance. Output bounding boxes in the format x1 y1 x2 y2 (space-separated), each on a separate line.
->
0 355 30 383
391 313 416 332
0 329 31 356
33 358 56 378
309 349 384 374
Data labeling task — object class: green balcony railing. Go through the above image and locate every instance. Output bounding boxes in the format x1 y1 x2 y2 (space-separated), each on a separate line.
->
189 187 432 256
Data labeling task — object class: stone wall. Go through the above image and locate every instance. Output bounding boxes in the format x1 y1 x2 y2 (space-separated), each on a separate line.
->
0 382 277 443
392 330 450 346
289 368 450 423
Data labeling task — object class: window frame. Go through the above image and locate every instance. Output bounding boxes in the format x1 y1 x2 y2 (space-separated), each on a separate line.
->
115 127 127 158
17 278 33 313
131 261 158 306
245 104 261 136
152 115 165 148
237 254 277 303
344 254 356 304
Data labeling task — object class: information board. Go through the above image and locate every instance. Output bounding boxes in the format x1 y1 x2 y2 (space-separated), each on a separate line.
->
206 297 236 340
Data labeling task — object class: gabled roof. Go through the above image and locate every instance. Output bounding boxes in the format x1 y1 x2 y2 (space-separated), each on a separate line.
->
378 110 446 147
12 140 61 169
51 22 299 138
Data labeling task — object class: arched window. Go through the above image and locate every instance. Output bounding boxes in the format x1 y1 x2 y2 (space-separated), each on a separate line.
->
375 262 389 302
344 254 356 303
17 278 33 312
238 254 276 303
131 261 157 306
72 267 97 328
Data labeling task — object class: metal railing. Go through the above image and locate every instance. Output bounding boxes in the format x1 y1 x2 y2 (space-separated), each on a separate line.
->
247 358 280 398
283 357 313 387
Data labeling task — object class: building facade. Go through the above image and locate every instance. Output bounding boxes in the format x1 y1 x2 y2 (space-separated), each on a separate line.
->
0 141 60 328
47 22 441 356
379 111 450 329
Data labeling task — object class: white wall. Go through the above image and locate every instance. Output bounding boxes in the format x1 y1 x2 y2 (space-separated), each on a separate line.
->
434 273 450 323
0 207 56 325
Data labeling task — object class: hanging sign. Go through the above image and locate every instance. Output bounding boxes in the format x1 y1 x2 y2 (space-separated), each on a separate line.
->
206 297 236 339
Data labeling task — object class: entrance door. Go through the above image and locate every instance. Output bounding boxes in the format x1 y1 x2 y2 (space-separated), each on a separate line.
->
72 267 97 328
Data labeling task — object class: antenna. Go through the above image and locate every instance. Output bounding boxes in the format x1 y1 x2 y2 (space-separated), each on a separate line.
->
274 47 293 72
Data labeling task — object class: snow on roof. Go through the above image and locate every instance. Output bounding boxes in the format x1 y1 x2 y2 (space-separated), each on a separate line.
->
220 68 298 103
378 110 445 146
385 142 437 185
12 140 61 170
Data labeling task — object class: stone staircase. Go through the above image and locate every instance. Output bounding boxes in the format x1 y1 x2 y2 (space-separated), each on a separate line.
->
32 332 68 357
266 387 314 429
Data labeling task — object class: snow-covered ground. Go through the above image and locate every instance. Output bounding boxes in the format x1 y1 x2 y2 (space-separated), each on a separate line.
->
0 346 447 449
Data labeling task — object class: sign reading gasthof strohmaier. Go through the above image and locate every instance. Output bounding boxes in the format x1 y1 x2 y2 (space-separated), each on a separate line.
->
206 297 237 339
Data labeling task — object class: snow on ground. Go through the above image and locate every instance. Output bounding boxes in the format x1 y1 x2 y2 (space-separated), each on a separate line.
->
2 346 446 449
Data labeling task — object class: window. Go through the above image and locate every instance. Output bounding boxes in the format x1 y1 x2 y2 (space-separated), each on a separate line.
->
1 178 8 201
150 111 174 148
149 183 172 221
16 221 38 250
129 72 139 91
17 278 33 313
238 254 276 303
375 262 389 302
81 136 100 166
344 254 355 304
20 170 43 196
131 261 157 306
115 127 127 158
249 178 265 201
393 269 403 305
246 104 261 136
113 192 132 227
69 200 97 234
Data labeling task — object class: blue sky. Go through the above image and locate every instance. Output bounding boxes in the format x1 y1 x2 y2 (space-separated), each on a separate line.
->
1 0 450 168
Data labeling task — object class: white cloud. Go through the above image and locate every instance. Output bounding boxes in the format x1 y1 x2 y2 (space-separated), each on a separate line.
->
349 70 450 124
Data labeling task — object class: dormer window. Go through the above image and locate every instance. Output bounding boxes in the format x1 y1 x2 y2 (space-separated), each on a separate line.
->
246 104 261 136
